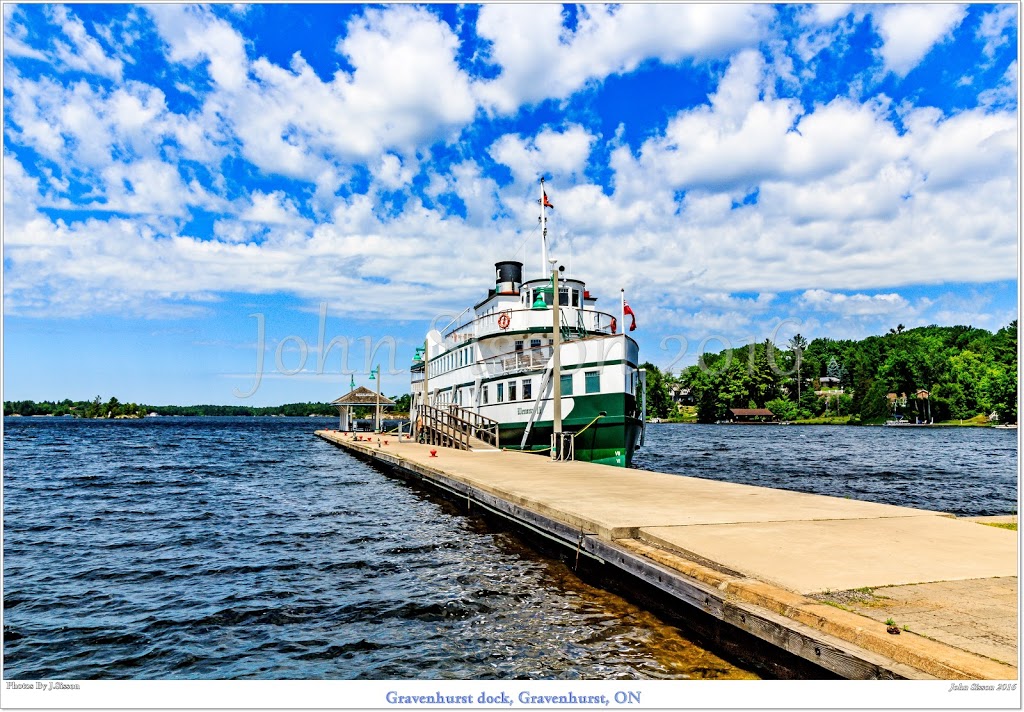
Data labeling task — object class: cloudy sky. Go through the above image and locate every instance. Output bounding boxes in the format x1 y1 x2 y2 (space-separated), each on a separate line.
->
3 3 1018 406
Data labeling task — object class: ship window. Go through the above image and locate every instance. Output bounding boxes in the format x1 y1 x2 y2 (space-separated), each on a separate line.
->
559 288 569 306
571 290 579 307
530 339 541 349
523 379 532 400
482 385 489 405
509 381 517 401
497 383 504 402
560 374 573 396
585 371 600 394
548 338 554 346
515 340 523 352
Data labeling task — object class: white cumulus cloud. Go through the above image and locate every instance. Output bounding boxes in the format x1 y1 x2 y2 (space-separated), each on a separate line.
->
871 4 968 77
474 4 773 113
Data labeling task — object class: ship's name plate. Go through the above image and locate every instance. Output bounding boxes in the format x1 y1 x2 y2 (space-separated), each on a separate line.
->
517 407 536 416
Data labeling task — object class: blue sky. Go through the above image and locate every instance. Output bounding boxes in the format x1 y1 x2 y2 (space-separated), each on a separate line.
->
3 3 1018 406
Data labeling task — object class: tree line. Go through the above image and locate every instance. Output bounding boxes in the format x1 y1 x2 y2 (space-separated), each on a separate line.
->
641 321 1017 425
4 394 413 419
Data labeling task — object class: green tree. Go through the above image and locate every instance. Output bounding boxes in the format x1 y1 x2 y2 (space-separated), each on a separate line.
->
788 334 808 405
746 341 781 405
827 357 841 381
860 379 891 421
800 388 824 417
986 369 1018 423
640 362 673 419
86 395 103 418
765 397 798 422
391 394 411 414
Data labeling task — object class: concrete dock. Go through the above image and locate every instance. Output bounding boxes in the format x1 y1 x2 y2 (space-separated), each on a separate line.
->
315 429 1018 680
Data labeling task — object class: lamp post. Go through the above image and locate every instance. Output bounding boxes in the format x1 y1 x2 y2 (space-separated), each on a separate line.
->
369 364 381 432
340 374 355 431
550 258 562 454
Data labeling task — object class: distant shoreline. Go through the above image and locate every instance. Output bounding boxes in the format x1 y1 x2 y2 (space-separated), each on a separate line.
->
4 397 411 419
5 412 410 419
646 418 1008 428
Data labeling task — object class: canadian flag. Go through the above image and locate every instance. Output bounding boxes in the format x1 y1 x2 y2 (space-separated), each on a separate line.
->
623 302 637 331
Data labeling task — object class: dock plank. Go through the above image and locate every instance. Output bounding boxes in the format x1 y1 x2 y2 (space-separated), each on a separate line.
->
314 430 1018 680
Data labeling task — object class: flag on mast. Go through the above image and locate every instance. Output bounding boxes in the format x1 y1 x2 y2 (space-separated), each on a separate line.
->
624 302 637 331
543 192 554 210
617 290 637 333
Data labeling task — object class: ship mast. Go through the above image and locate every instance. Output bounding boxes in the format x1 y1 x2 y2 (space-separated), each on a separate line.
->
539 177 549 278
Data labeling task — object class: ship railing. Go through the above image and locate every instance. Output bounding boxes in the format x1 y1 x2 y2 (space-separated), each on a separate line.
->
443 307 620 344
416 403 499 451
480 345 553 378
446 404 499 448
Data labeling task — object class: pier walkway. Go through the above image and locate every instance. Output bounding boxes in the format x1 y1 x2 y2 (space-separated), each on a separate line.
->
315 429 1017 680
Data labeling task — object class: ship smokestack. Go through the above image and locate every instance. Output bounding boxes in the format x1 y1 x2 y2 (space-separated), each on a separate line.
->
495 261 523 294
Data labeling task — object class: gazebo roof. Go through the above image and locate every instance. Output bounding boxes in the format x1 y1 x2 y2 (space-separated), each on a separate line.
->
729 408 775 417
330 386 396 407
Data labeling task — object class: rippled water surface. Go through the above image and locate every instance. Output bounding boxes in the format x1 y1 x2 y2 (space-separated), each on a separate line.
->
634 423 1018 516
4 417 757 680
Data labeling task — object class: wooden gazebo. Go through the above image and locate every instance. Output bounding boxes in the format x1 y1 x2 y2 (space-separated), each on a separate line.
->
727 408 777 423
330 386 395 431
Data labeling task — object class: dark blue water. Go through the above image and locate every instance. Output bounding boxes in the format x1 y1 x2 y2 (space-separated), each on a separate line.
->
635 423 1018 517
3 417 755 680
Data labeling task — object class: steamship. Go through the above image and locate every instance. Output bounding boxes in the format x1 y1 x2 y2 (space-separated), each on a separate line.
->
409 179 646 467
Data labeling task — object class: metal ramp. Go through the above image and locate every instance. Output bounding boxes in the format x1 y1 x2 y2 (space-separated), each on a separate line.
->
521 362 553 448
416 404 500 451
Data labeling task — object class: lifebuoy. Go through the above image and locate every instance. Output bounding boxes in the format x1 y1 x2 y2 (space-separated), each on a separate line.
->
497 312 511 330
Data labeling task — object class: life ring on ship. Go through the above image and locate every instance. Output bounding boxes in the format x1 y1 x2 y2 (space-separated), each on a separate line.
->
497 312 511 330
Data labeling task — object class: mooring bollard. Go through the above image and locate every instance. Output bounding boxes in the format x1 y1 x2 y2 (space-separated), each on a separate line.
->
430 449 438 457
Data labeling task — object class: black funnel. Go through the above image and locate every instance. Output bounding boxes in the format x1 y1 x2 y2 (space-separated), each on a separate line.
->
495 261 523 293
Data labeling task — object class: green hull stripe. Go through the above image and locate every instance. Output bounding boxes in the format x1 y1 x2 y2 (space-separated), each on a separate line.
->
498 393 643 467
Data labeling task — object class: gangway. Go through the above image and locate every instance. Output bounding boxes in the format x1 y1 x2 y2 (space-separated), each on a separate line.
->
415 403 500 451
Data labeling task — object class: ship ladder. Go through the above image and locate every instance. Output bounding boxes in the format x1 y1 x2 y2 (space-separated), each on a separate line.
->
559 310 574 342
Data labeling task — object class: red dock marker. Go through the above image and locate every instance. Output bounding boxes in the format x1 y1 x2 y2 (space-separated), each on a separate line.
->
430 449 437 457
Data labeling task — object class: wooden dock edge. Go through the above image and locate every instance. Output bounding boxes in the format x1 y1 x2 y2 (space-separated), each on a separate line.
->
314 431 1014 681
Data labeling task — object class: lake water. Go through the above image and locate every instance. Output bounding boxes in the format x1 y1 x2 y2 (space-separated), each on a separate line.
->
635 423 1018 517
3 418 1015 680
3 417 754 680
